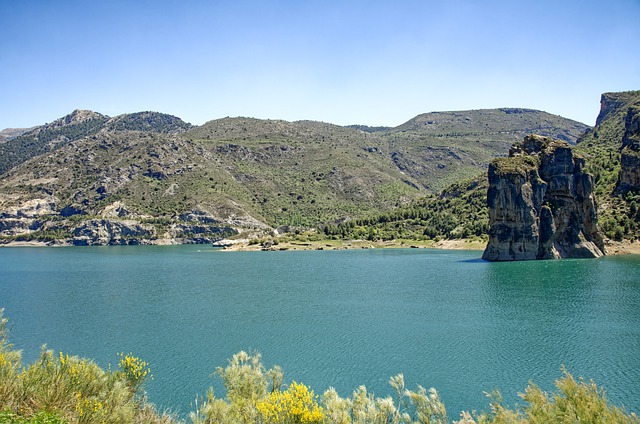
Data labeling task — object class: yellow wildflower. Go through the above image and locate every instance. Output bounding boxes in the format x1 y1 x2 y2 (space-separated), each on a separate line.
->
257 381 324 424
118 352 151 389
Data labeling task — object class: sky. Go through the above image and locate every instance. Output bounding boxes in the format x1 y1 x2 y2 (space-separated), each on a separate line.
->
1 0 639 130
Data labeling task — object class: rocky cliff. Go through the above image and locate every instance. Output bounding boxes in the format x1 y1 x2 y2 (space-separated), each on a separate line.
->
483 135 605 261
618 105 640 193
0 194 238 246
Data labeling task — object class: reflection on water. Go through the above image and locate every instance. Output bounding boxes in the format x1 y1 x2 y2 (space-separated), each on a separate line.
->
0 246 639 416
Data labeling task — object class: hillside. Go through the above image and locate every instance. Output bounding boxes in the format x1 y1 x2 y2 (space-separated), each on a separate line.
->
322 176 489 243
0 110 193 176
333 92 640 249
576 90 640 242
0 127 36 143
183 117 425 226
377 108 588 191
0 107 589 245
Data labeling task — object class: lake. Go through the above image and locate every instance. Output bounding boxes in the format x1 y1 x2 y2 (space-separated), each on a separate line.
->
0 245 639 418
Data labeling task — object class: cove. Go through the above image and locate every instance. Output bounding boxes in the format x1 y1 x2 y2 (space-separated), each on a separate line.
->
0 245 639 417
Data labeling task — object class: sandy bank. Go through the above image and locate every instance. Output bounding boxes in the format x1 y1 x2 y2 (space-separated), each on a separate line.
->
220 238 486 252
605 240 640 255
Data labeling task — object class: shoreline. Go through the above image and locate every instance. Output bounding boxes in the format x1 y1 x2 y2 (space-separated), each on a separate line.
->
2 238 639 256
220 238 488 252
603 239 640 255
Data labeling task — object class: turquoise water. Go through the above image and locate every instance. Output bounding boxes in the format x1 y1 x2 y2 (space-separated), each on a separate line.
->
0 245 639 417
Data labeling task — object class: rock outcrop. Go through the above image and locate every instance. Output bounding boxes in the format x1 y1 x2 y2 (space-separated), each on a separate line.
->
596 93 631 126
0 198 238 246
483 135 605 261
71 219 156 246
617 105 640 193
0 197 57 235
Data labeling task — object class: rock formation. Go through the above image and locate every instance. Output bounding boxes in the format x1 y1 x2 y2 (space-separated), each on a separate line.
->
617 105 640 193
483 135 605 261
596 92 631 126
0 195 237 246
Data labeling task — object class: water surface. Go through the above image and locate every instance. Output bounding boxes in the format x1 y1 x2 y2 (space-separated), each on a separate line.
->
0 246 638 417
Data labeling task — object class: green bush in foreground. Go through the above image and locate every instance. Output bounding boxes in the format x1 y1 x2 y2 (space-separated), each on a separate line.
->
1 309 638 423
0 309 173 424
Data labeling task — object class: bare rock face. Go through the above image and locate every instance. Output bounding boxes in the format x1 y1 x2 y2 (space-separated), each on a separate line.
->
483 135 605 261
618 105 640 193
596 93 630 126
0 197 57 236
71 219 156 246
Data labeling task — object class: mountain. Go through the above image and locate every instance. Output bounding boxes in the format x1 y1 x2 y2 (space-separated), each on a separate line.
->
0 110 192 176
324 93 640 248
376 108 588 191
0 110 109 175
0 127 36 143
0 107 590 245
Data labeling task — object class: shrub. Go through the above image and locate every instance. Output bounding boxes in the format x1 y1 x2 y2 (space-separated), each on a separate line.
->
0 309 169 424
256 381 324 424
470 369 640 423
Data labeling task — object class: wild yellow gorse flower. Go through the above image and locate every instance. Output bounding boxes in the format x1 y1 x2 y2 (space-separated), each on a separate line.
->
256 381 324 424
74 391 105 420
118 352 151 391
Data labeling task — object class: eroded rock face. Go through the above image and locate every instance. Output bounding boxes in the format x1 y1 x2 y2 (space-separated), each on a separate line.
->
618 106 640 193
0 197 239 245
0 197 57 236
483 135 605 261
72 219 156 246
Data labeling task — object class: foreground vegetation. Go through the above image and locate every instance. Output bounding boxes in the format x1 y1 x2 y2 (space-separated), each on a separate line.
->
1 310 638 423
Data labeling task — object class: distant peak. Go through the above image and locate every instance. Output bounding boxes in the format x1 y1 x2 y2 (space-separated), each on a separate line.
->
104 111 193 134
498 108 537 115
53 109 109 127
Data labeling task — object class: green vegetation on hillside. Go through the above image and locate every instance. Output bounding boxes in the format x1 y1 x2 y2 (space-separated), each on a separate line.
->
0 113 109 176
104 112 193 134
490 156 538 177
1 310 637 424
184 118 424 226
321 177 488 242
6 104 638 247
0 111 192 178
576 91 640 241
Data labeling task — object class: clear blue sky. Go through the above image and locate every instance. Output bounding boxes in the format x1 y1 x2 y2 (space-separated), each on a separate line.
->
1 0 639 130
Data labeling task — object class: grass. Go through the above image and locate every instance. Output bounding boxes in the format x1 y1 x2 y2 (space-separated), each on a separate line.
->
490 156 538 177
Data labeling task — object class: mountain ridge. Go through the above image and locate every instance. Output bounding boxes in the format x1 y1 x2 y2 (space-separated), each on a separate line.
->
0 106 592 245
0 110 192 176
